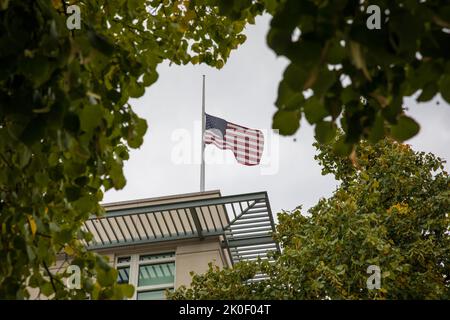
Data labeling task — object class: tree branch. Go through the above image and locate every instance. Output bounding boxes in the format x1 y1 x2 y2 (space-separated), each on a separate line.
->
43 261 58 300
433 15 450 29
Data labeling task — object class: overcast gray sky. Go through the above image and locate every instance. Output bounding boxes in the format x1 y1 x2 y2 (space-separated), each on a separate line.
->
103 15 450 215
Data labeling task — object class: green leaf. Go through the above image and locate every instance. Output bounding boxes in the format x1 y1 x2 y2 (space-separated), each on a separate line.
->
20 117 47 145
16 145 31 168
341 87 359 104
26 245 36 262
80 105 103 133
128 117 148 148
333 135 353 156
0 0 9 10
275 80 304 110
312 68 336 98
143 71 159 86
326 40 346 64
417 83 438 102
96 255 112 271
272 110 301 135
303 97 328 124
110 161 126 189
368 114 385 143
88 30 115 56
66 186 81 201
390 115 420 141
97 268 117 287
73 195 97 213
63 112 80 133
438 74 450 104
129 81 145 98
315 121 337 144
18 55 52 87
28 274 41 288
287 40 322 68
41 282 54 297
388 12 419 54
283 63 309 92
266 28 291 56
120 284 135 298
55 229 73 244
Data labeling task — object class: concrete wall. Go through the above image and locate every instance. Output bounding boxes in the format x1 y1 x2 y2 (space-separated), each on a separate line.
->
174 240 226 288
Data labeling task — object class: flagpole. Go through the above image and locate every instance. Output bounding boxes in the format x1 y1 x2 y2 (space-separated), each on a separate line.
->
200 75 206 192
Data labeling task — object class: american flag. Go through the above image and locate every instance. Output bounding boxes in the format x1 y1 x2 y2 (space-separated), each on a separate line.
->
203 113 264 166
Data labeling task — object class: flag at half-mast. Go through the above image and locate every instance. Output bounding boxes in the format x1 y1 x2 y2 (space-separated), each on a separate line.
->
204 113 264 166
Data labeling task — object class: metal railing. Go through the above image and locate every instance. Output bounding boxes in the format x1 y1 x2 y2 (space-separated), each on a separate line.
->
84 191 280 265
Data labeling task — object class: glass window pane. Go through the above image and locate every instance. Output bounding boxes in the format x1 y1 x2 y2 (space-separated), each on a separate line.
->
117 256 131 264
137 289 173 300
117 266 130 284
138 262 175 287
139 252 175 262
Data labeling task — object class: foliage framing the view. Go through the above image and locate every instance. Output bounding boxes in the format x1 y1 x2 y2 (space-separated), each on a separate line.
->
0 0 260 299
216 0 450 154
170 138 450 299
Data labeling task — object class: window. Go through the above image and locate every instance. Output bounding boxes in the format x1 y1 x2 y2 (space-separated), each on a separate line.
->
117 266 130 284
137 289 173 300
116 252 175 300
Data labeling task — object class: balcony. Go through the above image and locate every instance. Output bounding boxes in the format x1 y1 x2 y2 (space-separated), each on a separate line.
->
84 191 280 265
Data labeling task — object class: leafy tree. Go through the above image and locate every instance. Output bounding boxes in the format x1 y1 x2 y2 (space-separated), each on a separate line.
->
0 0 259 299
215 0 450 154
170 138 450 299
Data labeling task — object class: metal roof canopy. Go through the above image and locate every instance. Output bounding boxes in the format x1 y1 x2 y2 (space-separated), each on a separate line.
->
84 191 280 265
